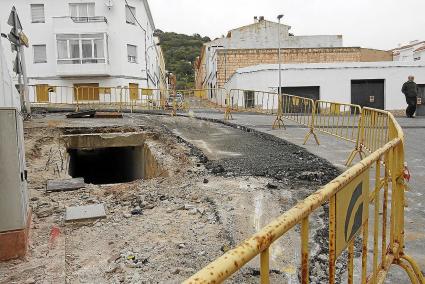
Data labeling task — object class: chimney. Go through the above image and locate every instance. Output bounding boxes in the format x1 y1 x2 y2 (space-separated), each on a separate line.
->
254 16 258 23
259 16 265 22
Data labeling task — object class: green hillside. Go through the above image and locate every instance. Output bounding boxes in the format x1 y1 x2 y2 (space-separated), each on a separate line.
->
156 30 210 89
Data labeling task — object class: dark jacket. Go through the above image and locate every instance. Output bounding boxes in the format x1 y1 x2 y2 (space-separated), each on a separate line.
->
402 81 418 98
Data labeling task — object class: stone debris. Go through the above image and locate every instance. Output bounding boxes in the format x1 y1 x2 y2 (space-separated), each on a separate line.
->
46 178 85 192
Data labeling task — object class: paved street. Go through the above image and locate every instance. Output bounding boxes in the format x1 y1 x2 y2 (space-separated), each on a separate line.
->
190 110 425 278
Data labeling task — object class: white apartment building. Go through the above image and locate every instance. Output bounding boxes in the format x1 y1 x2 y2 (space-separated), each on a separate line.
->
0 0 165 104
392 40 425 62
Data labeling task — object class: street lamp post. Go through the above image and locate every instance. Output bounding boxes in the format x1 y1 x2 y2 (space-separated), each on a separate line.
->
272 14 286 130
146 42 160 89
277 14 284 95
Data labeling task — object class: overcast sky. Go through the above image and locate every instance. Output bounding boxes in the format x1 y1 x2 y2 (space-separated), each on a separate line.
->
149 0 425 50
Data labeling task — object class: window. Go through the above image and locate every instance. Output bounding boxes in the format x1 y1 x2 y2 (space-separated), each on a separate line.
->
31 4 45 23
56 33 107 64
125 5 136 24
127 44 137 63
33 45 47 63
69 3 95 18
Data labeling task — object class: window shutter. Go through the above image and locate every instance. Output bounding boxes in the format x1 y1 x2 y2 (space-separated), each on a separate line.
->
127 45 137 63
33 45 47 63
31 4 45 23
126 5 136 24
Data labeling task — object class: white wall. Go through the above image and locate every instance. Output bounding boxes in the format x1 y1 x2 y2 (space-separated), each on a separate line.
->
0 0 160 91
225 62 425 110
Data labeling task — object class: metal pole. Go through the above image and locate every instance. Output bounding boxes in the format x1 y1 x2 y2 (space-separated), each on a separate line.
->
224 48 227 84
145 28 149 89
19 45 30 114
278 16 283 96
14 10 30 114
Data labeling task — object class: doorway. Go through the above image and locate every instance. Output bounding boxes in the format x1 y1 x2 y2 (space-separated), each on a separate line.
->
351 80 385 109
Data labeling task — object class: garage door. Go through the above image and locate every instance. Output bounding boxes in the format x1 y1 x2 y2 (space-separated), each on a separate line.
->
351 80 385 109
280 86 320 100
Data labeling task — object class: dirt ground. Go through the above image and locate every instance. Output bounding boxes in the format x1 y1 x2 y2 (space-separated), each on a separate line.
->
0 113 341 284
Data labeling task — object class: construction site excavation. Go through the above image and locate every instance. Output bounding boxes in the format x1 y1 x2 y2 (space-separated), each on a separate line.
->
1 1 425 283
0 112 342 283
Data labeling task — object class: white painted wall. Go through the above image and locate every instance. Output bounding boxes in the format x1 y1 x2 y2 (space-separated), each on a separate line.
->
0 24 20 109
225 62 425 110
0 0 161 103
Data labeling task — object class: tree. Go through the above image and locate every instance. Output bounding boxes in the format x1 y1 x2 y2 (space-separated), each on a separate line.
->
159 32 210 90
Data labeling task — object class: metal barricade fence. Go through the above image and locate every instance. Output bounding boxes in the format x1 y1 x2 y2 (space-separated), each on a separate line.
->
184 108 424 284
175 88 227 110
29 85 78 108
346 108 390 167
314 100 362 144
228 89 278 114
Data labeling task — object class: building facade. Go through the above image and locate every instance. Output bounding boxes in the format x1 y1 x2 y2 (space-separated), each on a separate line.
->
224 61 425 110
0 0 165 104
392 40 425 62
195 17 392 90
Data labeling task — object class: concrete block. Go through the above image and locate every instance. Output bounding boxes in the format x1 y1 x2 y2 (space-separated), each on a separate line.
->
46 178 85 192
65 204 106 222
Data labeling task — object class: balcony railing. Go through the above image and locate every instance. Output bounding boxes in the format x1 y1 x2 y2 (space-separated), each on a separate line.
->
70 16 108 23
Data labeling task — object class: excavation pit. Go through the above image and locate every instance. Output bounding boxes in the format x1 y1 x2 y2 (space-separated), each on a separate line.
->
64 132 162 185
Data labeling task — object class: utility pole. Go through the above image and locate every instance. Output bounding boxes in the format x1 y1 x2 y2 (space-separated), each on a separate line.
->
272 14 286 130
5 7 30 114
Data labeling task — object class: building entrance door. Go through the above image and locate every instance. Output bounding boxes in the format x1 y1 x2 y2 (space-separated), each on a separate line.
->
416 84 425 116
351 80 385 109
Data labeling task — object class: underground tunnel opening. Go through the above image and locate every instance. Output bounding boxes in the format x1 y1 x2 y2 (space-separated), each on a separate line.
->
65 132 163 185
68 146 145 184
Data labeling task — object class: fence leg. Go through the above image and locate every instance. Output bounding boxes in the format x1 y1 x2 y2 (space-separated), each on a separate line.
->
224 94 233 120
303 127 320 145
171 97 177 116
260 248 270 284
345 144 366 167
75 87 80 112
272 114 286 130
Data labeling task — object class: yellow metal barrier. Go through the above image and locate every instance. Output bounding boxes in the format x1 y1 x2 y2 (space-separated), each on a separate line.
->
185 108 424 284
346 107 390 166
29 86 230 116
314 100 362 144
228 89 279 115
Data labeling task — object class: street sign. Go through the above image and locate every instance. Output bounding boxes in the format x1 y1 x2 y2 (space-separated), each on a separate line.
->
333 169 369 258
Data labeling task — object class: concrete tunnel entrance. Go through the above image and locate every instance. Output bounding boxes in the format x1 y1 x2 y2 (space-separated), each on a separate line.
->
68 146 144 184
64 132 163 185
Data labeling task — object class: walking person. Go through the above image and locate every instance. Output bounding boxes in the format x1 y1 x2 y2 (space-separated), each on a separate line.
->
402 75 418 118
